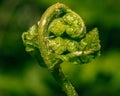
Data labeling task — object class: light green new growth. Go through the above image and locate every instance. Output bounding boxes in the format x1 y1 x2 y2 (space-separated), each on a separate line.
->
22 3 101 96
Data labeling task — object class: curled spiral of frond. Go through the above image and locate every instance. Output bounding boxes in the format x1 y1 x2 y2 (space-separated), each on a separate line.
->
38 3 100 67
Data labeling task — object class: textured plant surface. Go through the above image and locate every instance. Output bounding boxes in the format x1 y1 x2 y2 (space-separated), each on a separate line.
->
22 3 100 96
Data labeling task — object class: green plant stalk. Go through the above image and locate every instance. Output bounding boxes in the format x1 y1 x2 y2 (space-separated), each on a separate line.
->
50 63 79 96
22 3 101 96
38 3 79 95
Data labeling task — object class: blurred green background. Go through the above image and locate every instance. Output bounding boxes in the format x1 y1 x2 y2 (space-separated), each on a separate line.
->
0 0 120 96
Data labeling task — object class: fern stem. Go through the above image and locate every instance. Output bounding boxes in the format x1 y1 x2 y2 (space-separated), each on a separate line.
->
50 64 79 96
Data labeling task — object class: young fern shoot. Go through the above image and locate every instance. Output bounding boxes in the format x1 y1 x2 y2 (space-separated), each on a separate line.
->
22 3 101 96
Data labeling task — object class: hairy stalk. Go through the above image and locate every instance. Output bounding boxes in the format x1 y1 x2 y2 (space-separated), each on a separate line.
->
50 64 79 96
22 3 101 96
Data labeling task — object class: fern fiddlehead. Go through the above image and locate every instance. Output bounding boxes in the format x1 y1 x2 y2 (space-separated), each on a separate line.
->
22 3 100 96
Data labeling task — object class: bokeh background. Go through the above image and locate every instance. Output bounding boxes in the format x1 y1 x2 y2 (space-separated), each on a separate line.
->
0 0 120 96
